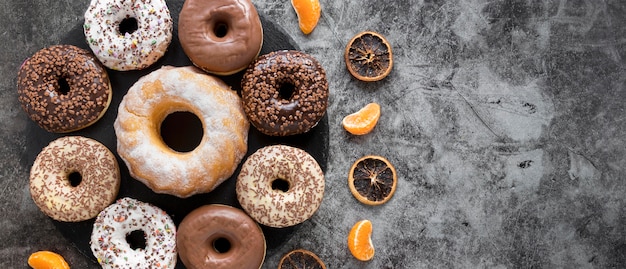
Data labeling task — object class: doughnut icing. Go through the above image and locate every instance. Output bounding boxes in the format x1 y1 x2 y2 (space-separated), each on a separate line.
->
90 197 177 269
241 50 328 136
84 0 173 70
177 204 266 269
114 66 249 198
17 45 112 133
29 136 120 222
178 0 263 75
236 145 325 228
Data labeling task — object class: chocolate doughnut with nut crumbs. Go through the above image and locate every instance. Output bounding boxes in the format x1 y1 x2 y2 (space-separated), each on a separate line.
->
241 50 328 136
17 45 112 133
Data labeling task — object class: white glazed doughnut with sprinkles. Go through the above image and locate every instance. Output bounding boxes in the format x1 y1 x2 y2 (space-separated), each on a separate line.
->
84 0 173 70
90 197 177 269
236 145 325 228
29 136 120 222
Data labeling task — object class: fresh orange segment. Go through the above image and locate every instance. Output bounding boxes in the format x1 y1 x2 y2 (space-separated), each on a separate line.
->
348 219 375 261
342 103 381 135
28 251 70 269
291 0 321 34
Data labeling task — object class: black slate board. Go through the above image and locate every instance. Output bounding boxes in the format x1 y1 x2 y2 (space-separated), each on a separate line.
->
21 13 329 268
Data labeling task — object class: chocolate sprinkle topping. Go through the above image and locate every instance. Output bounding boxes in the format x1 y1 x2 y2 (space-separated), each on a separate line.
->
17 45 112 133
241 50 329 136
29 136 120 222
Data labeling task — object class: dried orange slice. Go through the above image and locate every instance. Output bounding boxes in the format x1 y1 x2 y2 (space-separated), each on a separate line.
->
348 155 397 205
278 249 326 269
345 31 393 81
342 102 381 135
28 251 70 269
291 0 321 35
348 219 375 261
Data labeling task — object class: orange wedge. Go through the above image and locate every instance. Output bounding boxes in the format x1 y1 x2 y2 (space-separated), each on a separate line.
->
347 219 375 261
28 251 70 269
342 103 381 135
291 0 321 34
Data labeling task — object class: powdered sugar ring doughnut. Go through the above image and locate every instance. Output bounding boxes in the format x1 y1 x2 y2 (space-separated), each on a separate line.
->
114 66 249 198
236 145 325 228
29 136 120 222
90 197 177 269
83 0 173 70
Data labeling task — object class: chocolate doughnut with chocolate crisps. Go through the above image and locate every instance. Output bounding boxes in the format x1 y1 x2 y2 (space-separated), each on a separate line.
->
241 50 329 136
17 45 112 133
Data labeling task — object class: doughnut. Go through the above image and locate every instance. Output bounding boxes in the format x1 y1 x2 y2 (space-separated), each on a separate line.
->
236 145 325 228
90 197 177 269
114 66 249 198
177 204 266 269
83 0 173 70
178 0 263 75
17 45 112 133
29 136 120 222
241 50 328 136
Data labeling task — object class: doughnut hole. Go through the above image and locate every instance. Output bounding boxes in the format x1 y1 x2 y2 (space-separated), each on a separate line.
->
160 111 204 153
271 178 290 192
118 17 138 35
212 237 232 253
126 230 147 250
67 171 82 187
57 77 71 95
278 82 296 100
213 22 229 38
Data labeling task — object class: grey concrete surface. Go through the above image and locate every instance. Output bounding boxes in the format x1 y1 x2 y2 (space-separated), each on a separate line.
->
2 0 625 268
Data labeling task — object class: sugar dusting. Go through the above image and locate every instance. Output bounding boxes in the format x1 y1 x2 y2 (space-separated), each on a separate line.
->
114 66 249 198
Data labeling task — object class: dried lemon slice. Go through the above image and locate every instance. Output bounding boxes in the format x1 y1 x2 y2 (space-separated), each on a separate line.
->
344 31 393 81
348 155 397 205
278 249 326 269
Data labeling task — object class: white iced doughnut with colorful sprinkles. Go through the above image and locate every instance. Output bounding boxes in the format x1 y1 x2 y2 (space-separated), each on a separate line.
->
83 0 173 70
90 197 177 269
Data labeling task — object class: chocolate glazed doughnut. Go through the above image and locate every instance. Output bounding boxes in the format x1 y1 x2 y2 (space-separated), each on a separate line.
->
241 50 329 136
178 0 263 75
17 45 112 133
177 204 266 269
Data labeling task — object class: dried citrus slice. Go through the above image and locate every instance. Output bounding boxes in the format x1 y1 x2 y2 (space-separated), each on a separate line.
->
342 102 381 135
348 219 375 261
28 251 70 269
278 249 326 269
348 155 397 205
345 31 393 81
291 0 321 34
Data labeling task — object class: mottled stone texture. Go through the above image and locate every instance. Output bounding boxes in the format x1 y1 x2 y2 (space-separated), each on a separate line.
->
2 0 625 268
